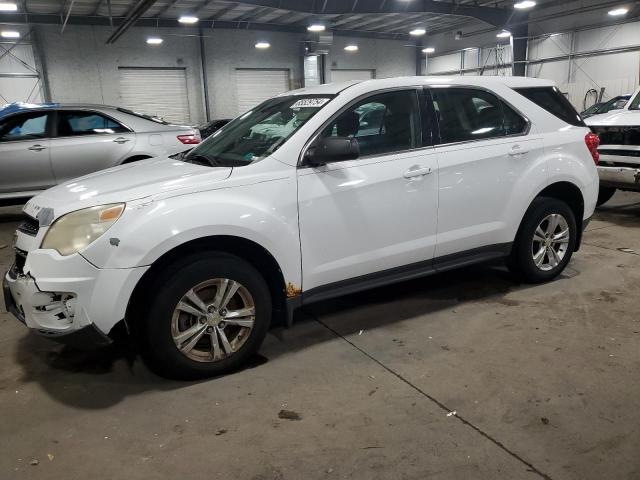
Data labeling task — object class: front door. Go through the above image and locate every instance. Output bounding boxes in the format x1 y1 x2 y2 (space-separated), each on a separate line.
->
0 111 55 195
297 89 439 293
49 110 135 183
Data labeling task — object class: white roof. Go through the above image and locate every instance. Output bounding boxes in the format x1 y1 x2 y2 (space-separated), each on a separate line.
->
287 76 556 97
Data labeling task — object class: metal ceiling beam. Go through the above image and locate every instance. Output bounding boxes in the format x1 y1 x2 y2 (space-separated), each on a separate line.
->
230 0 518 27
105 0 158 43
200 1 237 18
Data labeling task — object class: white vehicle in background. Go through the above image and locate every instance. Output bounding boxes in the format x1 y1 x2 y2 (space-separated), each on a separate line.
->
585 86 640 206
0 103 200 201
4 77 598 380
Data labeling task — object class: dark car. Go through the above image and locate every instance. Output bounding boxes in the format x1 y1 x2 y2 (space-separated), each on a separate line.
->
198 119 231 139
581 94 631 118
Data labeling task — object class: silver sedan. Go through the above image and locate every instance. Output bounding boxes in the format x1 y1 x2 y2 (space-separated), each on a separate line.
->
0 104 200 201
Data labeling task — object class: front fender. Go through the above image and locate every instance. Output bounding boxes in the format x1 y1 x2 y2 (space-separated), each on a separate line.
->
81 177 302 289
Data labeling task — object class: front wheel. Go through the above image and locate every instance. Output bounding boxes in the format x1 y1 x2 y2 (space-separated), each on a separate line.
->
508 197 577 283
140 253 272 380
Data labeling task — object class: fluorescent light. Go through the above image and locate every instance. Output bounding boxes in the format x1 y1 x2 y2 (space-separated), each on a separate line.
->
496 30 511 38
0 3 18 11
409 27 426 36
344 44 358 52
146 37 163 45
514 0 536 9
178 15 199 24
608 7 628 16
1 31 20 38
307 24 325 32
422 47 435 53
255 41 270 49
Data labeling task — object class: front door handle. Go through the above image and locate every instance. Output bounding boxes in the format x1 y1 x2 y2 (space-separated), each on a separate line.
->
28 144 46 152
113 137 131 144
403 165 433 179
508 144 529 156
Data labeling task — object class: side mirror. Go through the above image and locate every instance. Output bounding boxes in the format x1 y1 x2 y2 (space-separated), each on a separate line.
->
305 136 360 167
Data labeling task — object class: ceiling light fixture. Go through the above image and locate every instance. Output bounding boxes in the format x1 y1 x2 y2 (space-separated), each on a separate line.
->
344 44 359 52
409 27 426 36
178 15 199 24
146 37 163 45
255 41 271 49
0 30 20 38
307 24 326 32
0 3 18 11
422 47 435 53
514 0 536 9
496 30 511 38
608 7 628 16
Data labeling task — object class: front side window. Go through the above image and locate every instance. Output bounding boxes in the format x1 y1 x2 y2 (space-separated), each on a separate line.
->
321 90 421 157
0 112 48 142
186 95 333 167
432 88 526 144
57 111 129 137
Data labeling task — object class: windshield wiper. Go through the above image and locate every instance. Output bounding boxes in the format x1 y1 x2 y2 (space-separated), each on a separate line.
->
185 154 223 167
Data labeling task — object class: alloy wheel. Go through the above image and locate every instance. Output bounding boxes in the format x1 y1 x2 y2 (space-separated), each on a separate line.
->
531 213 570 271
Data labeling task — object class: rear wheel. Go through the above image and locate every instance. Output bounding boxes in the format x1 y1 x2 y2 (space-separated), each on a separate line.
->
596 186 616 207
508 197 577 283
140 253 271 380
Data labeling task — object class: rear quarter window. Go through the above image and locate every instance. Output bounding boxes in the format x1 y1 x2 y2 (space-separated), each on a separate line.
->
514 86 585 127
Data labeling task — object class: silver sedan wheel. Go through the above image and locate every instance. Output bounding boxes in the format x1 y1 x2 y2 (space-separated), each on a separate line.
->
531 213 570 272
171 278 255 363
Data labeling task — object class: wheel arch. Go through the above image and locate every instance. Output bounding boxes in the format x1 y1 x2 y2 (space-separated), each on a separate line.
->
532 181 585 251
125 235 289 337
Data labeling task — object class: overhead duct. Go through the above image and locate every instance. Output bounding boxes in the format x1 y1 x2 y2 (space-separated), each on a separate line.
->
305 30 333 56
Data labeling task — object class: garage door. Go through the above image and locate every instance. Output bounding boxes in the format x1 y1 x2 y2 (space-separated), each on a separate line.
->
330 69 375 83
118 67 190 124
0 42 43 103
236 69 290 114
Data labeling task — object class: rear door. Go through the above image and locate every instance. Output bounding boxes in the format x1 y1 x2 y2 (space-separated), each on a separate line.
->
0 111 54 194
49 110 135 183
429 86 545 258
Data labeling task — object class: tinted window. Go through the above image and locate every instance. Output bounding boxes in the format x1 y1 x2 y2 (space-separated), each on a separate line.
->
0 112 48 142
514 86 585 126
57 111 128 137
322 90 421 157
629 92 640 111
432 88 526 143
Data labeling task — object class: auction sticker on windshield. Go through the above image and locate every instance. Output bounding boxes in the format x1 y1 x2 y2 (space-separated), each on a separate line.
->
291 98 330 109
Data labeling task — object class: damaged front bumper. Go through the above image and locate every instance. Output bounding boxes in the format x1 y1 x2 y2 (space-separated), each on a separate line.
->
598 165 640 190
3 247 148 348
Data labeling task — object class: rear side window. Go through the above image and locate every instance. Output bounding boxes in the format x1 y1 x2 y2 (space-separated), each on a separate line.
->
57 111 129 137
514 86 585 126
431 88 527 144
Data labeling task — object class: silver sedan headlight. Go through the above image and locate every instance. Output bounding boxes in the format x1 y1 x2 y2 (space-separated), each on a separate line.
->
41 203 125 256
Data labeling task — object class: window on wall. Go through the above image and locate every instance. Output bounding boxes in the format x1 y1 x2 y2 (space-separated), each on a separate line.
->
0 112 48 142
431 88 527 143
321 90 421 157
56 111 129 137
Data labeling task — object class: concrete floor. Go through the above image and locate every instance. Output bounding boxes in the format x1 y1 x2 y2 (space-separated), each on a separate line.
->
1 192 639 480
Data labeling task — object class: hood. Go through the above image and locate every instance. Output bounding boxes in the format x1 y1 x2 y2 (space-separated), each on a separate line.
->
585 108 640 127
28 157 232 218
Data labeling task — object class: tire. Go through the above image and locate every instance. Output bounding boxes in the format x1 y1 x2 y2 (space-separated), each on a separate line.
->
596 186 616 207
508 197 577 283
139 252 271 380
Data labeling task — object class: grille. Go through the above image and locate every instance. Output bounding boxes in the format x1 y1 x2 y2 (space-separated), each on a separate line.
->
17 215 39 236
591 126 640 147
599 149 640 158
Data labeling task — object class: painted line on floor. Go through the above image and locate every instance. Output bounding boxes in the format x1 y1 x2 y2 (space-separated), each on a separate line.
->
307 310 554 480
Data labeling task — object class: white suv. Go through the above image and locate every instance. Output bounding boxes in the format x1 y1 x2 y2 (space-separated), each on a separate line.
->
4 77 599 379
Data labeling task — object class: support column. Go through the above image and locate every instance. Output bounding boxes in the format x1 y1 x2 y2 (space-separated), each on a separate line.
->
511 22 529 77
199 27 211 123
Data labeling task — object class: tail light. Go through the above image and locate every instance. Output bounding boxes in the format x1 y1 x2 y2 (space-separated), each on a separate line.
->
177 133 201 145
585 132 600 165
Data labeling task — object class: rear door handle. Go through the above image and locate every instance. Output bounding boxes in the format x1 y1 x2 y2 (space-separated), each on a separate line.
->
403 166 433 179
508 145 529 156
113 137 131 144
28 144 46 151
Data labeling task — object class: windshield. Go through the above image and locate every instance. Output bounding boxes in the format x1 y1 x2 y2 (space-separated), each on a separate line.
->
630 91 640 111
599 96 630 113
117 107 169 125
185 95 333 167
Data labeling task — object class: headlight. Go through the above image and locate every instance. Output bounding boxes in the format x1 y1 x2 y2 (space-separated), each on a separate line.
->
41 203 125 256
